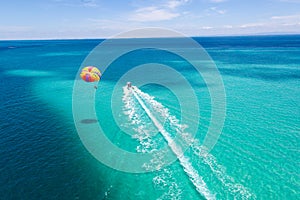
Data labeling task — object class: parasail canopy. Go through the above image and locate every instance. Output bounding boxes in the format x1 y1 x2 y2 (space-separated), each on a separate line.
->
80 66 101 82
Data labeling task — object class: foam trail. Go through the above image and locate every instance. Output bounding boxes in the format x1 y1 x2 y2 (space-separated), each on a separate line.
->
122 86 152 152
130 86 215 200
133 86 254 199
195 146 255 199
123 87 182 199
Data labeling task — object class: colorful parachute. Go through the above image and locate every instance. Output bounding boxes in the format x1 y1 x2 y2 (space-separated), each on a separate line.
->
80 66 101 82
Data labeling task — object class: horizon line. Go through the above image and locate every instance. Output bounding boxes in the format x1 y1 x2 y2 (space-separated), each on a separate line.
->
1 32 300 41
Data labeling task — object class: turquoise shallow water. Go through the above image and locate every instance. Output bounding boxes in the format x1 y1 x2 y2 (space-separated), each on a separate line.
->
0 36 299 199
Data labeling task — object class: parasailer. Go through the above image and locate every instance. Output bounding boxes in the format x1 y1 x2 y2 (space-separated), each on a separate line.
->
80 66 101 89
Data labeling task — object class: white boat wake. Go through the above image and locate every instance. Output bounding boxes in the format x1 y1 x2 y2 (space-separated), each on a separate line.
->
122 85 254 199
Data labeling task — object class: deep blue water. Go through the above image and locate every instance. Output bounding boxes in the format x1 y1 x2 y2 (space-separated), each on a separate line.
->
0 35 299 199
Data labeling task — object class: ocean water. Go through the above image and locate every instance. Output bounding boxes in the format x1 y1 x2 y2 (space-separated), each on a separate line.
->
0 35 299 199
